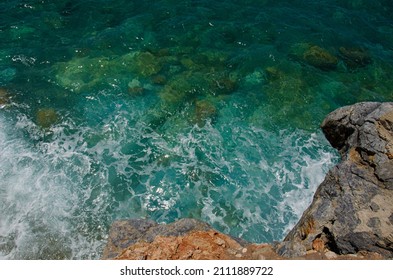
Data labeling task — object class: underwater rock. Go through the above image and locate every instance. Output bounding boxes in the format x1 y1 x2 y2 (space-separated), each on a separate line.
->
127 79 145 96
36 108 59 128
339 47 372 69
159 71 209 111
194 99 218 127
131 52 162 77
54 56 111 92
53 51 165 92
264 66 285 82
303 45 339 70
280 102 393 258
290 43 338 70
254 66 316 130
210 75 238 95
0 88 9 106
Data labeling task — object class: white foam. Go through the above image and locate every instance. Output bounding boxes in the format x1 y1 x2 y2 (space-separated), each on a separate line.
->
0 113 110 259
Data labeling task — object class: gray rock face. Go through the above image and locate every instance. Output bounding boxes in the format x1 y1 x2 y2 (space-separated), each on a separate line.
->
279 102 393 258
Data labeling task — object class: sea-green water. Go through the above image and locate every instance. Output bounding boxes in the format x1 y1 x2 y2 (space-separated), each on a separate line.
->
0 0 392 259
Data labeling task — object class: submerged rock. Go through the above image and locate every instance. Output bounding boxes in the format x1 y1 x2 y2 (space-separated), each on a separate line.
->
0 88 9 106
102 218 283 260
290 43 338 70
280 102 393 258
194 99 217 127
339 47 372 70
210 75 238 95
36 108 59 128
131 51 162 77
303 45 339 70
127 78 145 96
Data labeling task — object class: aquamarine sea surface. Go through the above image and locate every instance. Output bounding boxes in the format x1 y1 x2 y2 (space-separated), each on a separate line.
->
0 0 392 259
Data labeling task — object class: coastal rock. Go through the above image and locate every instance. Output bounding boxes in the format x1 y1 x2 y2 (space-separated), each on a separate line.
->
102 217 383 260
101 218 212 259
194 99 217 127
0 88 9 106
102 218 284 260
280 102 393 258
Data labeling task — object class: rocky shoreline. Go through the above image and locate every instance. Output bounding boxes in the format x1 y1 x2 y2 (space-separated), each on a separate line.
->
102 102 393 260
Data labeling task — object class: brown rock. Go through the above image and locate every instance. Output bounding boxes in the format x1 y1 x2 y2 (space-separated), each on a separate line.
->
0 88 9 106
211 76 238 95
115 230 239 260
312 238 325 252
36 108 59 128
303 45 339 70
339 47 372 69
194 99 217 127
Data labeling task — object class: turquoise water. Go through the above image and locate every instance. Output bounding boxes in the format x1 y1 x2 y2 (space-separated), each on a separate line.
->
0 0 392 259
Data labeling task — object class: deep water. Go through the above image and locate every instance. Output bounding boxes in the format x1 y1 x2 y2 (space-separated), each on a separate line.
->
0 0 392 259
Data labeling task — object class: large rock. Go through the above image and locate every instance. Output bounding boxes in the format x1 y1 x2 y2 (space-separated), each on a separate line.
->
278 102 393 258
101 218 285 260
102 218 212 259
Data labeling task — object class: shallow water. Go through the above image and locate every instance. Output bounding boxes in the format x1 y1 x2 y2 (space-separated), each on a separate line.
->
0 0 392 259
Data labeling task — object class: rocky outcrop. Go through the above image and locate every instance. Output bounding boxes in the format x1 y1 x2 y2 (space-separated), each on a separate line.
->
278 102 393 258
102 219 212 259
102 218 382 260
102 102 393 260
102 218 283 260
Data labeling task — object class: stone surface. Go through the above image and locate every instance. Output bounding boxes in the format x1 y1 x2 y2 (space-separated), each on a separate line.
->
279 102 393 258
115 230 280 260
101 218 212 259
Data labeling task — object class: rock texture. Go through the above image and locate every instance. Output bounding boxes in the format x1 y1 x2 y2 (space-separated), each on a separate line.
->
278 102 393 258
102 218 212 259
102 102 393 260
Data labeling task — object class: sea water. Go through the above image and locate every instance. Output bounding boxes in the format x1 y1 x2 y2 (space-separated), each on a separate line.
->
0 0 392 259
